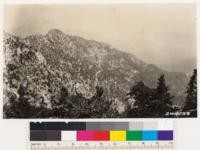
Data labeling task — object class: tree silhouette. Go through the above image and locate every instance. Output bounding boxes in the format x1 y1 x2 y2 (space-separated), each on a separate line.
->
151 75 173 117
183 69 197 117
125 75 174 118
155 75 173 105
126 81 154 117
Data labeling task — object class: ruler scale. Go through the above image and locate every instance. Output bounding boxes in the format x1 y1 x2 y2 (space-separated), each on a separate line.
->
29 121 174 150
30 142 173 150
30 141 173 150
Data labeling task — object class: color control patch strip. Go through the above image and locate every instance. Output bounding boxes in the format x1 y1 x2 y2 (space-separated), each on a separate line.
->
30 122 173 141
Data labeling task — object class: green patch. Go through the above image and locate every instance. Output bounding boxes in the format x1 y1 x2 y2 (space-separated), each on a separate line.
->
126 131 142 141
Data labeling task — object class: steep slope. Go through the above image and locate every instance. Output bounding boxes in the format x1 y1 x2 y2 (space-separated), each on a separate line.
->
3 29 189 110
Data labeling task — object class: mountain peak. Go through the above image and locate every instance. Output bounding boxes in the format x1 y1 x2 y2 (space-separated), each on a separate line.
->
46 29 66 42
47 29 64 36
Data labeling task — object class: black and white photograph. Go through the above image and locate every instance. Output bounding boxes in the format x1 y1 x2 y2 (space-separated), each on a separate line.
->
3 4 197 118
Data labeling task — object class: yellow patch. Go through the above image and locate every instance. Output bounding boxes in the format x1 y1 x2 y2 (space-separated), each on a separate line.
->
110 130 126 141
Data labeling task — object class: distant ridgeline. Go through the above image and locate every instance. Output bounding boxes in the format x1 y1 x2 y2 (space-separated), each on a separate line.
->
3 29 197 118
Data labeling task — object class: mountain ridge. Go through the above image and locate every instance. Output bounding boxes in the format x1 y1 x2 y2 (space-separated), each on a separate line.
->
3 29 189 110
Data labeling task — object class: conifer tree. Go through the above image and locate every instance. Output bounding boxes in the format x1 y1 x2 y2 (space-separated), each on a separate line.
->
153 74 173 117
126 81 153 117
155 75 173 105
183 69 197 116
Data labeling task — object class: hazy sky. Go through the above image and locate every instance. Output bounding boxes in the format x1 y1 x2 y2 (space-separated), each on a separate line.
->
4 4 196 71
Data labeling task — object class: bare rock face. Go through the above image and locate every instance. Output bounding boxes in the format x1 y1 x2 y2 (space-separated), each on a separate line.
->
3 29 189 109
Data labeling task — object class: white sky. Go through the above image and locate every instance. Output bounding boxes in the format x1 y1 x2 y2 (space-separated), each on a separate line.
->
4 4 196 70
